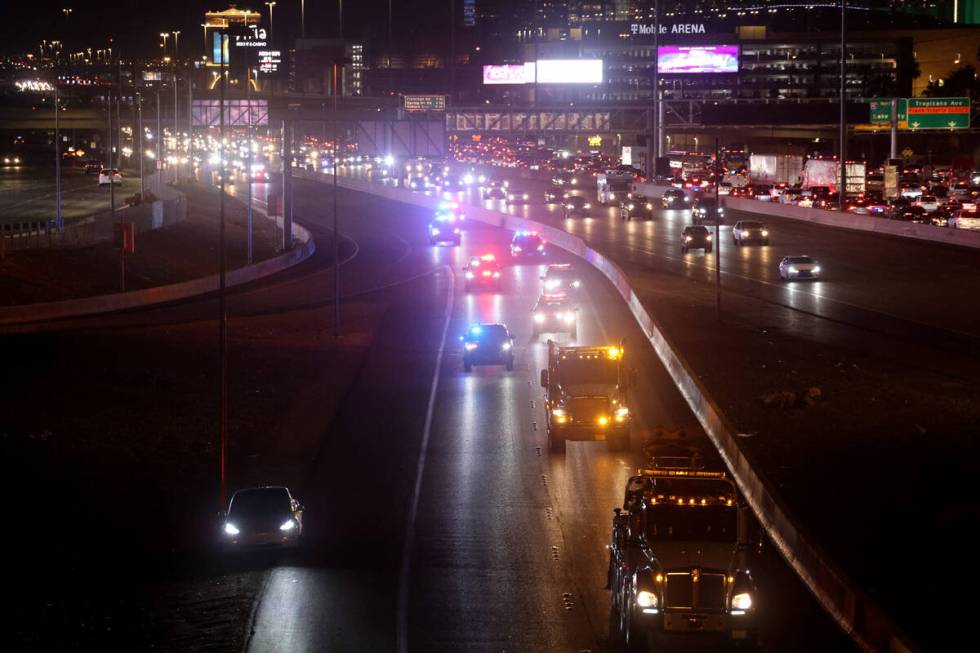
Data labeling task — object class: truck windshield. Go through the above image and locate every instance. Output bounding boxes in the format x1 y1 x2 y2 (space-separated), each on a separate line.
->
645 505 737 543
558 357 619 386
608 181 631 191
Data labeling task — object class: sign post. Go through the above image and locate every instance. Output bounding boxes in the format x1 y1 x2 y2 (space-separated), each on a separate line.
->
113 222 134 292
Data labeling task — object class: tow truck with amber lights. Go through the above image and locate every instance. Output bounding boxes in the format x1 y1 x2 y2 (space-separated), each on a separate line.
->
607 465 758 651
540 341 634 453
463 253 502 292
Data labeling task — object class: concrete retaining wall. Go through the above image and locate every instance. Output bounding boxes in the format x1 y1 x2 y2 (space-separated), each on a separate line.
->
327 172 917 653
724 196 980 250
0 195 314 326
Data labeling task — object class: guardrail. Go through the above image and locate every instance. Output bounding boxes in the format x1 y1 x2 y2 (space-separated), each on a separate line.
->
314 169 919 653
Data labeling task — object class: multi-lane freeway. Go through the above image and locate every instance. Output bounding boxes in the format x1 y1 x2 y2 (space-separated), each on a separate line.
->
3 173 858 652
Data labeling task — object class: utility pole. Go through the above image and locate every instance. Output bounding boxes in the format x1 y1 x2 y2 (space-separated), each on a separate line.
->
218 53 228 507
653 0 660 161
137 92 145 198
889 97 898 160
714 137 722 322
156 89 162 194
54 83 62 229
339 0 344 39
246 66 253 264
333 59 349 337
173 60 179 183
449 0 455 102
838 0 847 210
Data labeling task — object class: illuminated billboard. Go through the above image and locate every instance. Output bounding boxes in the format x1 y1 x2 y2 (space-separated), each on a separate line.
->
536 59 603 84
483 64 535 85
657 45 739 74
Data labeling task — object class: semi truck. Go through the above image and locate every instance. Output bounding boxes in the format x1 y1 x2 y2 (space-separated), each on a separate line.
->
748 153 803 187
540 341 633 453
607 464 759 650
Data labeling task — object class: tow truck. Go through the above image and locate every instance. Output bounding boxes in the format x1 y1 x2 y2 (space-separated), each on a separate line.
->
540 342 633 453
463 253 502 292
607 464 758 651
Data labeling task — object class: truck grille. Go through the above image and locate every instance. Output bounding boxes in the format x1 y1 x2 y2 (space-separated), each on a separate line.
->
664 572 727 610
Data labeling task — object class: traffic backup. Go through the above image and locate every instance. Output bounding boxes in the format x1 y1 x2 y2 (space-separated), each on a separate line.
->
540 342 633 452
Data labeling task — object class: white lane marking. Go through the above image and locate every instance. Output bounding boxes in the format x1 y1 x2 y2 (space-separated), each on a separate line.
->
396 264 456 653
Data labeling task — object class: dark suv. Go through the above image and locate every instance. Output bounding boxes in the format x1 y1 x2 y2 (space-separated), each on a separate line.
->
662 188 689 209
681 225 713 253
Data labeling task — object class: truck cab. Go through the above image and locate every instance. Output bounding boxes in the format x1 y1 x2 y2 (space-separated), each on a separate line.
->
608 467 758 651
539 341 633 453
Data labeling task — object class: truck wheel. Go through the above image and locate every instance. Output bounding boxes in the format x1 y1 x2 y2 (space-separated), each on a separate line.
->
548 432 566 454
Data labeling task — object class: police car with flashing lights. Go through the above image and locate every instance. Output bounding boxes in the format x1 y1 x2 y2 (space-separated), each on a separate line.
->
428 205 463 245
461 323 515 372
532 293 578 339
463 253 502 292
510 231 547 258
540 263 582 294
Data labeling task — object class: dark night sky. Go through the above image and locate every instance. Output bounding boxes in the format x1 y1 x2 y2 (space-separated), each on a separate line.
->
0 0 455 58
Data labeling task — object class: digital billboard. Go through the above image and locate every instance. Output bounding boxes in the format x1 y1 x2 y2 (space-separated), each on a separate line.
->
483 64 535 85
536 59 603 84
657 45 738 74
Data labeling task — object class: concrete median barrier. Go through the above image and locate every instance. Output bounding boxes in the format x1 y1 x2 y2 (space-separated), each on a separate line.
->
321 170 918 653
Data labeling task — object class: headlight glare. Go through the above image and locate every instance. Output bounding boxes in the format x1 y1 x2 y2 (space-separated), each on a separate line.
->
731 592 753 610
637 590 658 608
224 522 240 536
280 519 296 531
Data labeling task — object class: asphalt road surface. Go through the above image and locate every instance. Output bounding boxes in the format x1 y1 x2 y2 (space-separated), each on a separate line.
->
0 164 140 224
4 176 856 652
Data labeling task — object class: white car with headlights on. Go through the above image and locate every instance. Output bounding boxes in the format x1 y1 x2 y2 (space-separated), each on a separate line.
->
532 293 578 339
540 263 582 294
778 255 821 280
221 486 303 549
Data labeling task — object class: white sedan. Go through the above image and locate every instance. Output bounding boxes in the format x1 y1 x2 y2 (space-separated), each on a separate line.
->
98 169 122 186
221 486 304 549
778 255 821 280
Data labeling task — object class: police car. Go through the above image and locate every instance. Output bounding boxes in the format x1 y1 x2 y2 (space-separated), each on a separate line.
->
461 323 515 372
428 203 464 245
463 253 502 292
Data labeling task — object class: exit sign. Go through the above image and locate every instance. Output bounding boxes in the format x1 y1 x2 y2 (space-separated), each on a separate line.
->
907 97 970 130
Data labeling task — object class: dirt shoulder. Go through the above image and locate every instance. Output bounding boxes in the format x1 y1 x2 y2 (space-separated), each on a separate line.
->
0 181 283 306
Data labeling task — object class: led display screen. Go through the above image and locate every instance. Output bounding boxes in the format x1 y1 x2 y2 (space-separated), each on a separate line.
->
657 45 738 74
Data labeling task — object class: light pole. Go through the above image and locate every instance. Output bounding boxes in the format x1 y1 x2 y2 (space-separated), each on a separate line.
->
838 0 847 210
333 57 352 337
54 82 62 229
160 32 170 57
266 1 277 42
137 91 145 199
246 67 254 264
339 0 344 39
301 0 306 38
202 24 208 54
173 31 181 183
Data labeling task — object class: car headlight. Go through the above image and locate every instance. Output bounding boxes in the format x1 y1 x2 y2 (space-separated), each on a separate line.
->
684 196 690 201
706 234 713 240
636 590 658 609
718 208 725 214
731 592 753 611
761 229 769 236
523 193 529 200
812 266 821 274
534 312 546 324
512 246 522 252
464 342 478 351
453 228 460 234
224 522 240 536
628 204 635 210
615 406 629 422
583 203 591 209
787 266 798 273
685 236 692 242
501 342 512 351
571 280 581 288
465 271 474 279
280 519 296 532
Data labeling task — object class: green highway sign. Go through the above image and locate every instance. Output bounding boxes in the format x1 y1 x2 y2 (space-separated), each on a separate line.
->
402 95 447 112
869 98 907 126
906 97 970 130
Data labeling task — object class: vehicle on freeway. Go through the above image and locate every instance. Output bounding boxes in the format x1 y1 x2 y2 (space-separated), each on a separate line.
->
552 170 577 186
83 161 102 175
597 171 633 205
950 208 980 229
914 194 940 213
506 188 531 204
779 187 802 204
563 195 591 219
681 225 713 254
249 164 269 183
748 183 774 201
620 194 655 221
460 171 486 186
540 263 582 294
928 208 951 227
778 255 821 280
541 341 633 452
544 186 564 203
641 441 705 470
428 206 463 246
732 221 770 246
98 169 123 186
532 293 578 339
891 205 928 222
461 323 515 372
608 466 757 650
481 178 508 198
221 486 304 549
682 176 708 191
463 253 502 292
510 231 547 258
662 188 690 210
2 155 22 166
692 196 724 225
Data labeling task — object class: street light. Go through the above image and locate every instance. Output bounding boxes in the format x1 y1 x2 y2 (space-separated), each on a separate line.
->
301 0 305 38
160 32 170 57
266 1 277 40
172 30 180 59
